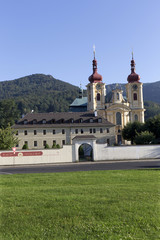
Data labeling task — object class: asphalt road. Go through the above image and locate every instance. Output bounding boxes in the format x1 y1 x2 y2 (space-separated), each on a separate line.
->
0 159 160 175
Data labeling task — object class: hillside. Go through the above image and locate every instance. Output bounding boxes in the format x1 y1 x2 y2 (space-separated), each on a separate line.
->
0 74 160 119
106 81 160 104
0 74 80 113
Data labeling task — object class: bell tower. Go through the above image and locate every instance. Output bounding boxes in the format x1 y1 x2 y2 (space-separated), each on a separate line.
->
126 53 145 123
87 47 106 111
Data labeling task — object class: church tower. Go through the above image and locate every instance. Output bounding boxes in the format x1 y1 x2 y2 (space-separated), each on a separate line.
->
126 53 145 123
87 47 106 111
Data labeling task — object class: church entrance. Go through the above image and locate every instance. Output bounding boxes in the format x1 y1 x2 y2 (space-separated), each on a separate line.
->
78 143 93 162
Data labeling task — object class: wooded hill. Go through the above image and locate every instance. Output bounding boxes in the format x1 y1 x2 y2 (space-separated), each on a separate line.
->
0 74 160 119
0 74 80 113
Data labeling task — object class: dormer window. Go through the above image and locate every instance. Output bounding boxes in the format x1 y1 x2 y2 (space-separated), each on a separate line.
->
70 118 74 123
98 118 102 123
51 119 55 124
24 120 28 124
61 118 64 123
33 119 37 124
90 118 93 123
42 119 46 124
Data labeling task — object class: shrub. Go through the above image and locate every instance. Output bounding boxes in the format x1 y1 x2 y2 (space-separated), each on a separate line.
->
56 144 60 149
44 143 50 149
22 143 29 149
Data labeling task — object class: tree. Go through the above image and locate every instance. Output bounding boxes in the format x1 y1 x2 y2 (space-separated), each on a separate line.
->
144 114 160 139
0 126 19 150
134 131 155 145
122 121 144 144
0 99 20 129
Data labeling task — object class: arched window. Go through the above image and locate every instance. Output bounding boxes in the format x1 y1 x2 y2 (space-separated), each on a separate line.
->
133 93 137 100
116 112 121 125
117 93 119 100
97 93 100 101
134 114 138 121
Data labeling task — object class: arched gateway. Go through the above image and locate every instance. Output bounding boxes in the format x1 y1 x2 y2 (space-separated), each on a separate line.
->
72 135 97 162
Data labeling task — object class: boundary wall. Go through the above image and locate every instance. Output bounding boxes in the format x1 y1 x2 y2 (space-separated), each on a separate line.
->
0 145 160 166
94 144 160 161
0 146 74 166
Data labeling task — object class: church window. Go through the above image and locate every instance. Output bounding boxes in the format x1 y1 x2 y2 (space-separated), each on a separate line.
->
75 129 78 134
117 93 119 100
134 114 138 121
97 93 101 101
106 128 109 133
53 140 56 145
34 141 37 147
107 139 110 145
81 129 83 134
34 130 37 135
62 140 65 145
100 128 103 133
90 129 92 133
116 112 122 125
61 119 64 123
93 128 96 133
133 93 137 100
53 129 56 134
43 140 47 146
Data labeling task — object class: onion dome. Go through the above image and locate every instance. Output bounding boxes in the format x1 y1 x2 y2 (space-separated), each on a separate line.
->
127 53 140 83
88 47 102 83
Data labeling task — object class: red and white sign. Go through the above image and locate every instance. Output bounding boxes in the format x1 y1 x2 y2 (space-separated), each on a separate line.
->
12 147 16 154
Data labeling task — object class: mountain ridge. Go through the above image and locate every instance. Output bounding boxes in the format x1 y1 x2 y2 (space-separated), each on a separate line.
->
0 74 160 119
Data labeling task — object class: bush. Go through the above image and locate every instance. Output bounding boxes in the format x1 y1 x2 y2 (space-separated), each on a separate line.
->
52 143 57 149
22 143 29 149
56 144 60 149
44 143 50 149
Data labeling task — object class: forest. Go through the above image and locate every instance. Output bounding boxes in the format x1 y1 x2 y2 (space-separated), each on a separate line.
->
0 74 160 127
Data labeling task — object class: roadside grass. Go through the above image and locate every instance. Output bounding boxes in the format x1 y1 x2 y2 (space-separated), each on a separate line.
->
0 169 159 240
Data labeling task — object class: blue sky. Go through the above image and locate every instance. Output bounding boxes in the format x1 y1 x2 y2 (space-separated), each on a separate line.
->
0 0 160 88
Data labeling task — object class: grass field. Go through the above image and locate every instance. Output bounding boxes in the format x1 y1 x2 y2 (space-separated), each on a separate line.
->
0 170 160 240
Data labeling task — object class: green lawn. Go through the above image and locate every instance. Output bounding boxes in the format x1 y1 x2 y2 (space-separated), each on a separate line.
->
0 170 160 240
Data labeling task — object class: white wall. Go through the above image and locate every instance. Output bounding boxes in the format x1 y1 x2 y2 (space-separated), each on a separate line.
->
95 144 160 161
0 145 160 166
0 146 74 166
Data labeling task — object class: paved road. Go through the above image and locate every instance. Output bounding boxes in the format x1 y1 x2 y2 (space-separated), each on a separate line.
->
0 159 160 175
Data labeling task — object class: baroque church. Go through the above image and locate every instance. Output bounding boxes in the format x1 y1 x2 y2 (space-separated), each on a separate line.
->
70 50 145 144
13 50 145 149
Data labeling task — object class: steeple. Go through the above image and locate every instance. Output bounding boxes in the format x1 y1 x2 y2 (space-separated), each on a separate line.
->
127 53 140 83
88 46 102 83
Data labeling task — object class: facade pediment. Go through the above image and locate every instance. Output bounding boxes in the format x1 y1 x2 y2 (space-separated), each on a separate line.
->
106 104 130 111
